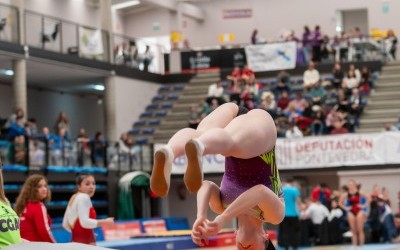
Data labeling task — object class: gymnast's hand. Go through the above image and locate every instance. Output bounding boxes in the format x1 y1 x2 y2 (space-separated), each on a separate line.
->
202 215 224 237
191 217 209 246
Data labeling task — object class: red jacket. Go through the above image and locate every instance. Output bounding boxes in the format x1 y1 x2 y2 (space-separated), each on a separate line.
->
20 201 56 242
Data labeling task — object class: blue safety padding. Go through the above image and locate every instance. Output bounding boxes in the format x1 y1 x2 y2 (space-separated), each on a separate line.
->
46 166 107 174
165 217 190 230
2 164 28 172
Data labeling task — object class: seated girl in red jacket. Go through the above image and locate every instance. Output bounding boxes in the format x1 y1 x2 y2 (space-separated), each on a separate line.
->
14 174 56 243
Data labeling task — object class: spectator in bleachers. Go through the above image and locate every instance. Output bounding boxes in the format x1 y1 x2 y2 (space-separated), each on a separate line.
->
208 98 220 114
277 70 291 85
320 35 334 62
241 64 255 85
385 29 397 61
226 66 242 90
311 25 323 62
303 61 320 89
207 80 225 105
332 63 344 89
309 81 326 105
381 187 392 207
77 128 90 166
338 31 350 61
349 64 361 83
90 131 107 167
311 105 325 136
188 104 202 129
14 174 56 242
342 69 359 97
11 135 26 165
6 117 26 141
290 91 307 113
302 26 312 64
259 92 277 118
251 29 258 44
3 107 25 130
199 98 211 117
330 120 349 135
277 91 290 111
382 122 398 132
359 66 374 95
276 115 289 138
54 112 70 141
26 118 38 137
349 88 364 129
285 121 303 139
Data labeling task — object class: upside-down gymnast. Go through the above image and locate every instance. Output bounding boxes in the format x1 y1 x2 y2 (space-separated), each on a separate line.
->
150 102 285 249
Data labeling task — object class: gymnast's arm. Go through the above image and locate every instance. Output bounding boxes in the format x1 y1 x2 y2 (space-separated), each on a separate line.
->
204 184 285 235
192 181 224 246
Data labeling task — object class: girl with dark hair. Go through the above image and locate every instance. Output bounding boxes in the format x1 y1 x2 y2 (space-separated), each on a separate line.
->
15 174 55 242
62 174 114 245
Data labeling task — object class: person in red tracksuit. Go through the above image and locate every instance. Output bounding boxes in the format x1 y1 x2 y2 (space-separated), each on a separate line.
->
14 174 56 242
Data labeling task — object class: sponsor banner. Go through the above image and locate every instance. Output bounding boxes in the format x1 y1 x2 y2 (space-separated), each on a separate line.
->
180 50 220 72
155 132 400 173
79 26 104 56
275 133 386 169
245 42 297 72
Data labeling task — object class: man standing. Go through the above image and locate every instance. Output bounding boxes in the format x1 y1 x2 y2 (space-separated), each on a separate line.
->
279 179 301 250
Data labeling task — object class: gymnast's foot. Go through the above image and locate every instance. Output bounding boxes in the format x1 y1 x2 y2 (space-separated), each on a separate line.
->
150 146 174 197
184 138 204 193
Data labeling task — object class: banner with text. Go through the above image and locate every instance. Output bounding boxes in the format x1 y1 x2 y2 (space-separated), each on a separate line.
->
156 132 400 173
245 42 297 72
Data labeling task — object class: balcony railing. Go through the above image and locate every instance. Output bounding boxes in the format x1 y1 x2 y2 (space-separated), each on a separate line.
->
24 10 110 63
0 137 153 173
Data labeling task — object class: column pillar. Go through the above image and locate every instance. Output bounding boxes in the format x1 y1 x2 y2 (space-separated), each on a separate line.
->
12 59 27 116
11 0 25 44
104 75 117 142
100 0 114 63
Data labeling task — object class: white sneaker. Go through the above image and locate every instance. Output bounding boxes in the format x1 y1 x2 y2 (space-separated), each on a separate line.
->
150 146 174 197
343 231 352 238
184 138 205 193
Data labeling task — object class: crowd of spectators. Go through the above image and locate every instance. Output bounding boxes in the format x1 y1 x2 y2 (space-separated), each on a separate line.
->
0 110 132 168
279 180 400 249
251 25 397 64
189 61 376 138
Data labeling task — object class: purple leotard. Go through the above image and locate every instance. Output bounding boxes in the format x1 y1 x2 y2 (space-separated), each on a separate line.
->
220 148 283 207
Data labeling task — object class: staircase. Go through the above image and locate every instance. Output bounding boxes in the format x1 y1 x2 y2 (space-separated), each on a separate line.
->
153 71 220 143
358 61 400 133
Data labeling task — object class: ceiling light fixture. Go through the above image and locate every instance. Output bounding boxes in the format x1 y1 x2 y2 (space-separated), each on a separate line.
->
112 0 140 10
93 84 105 91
